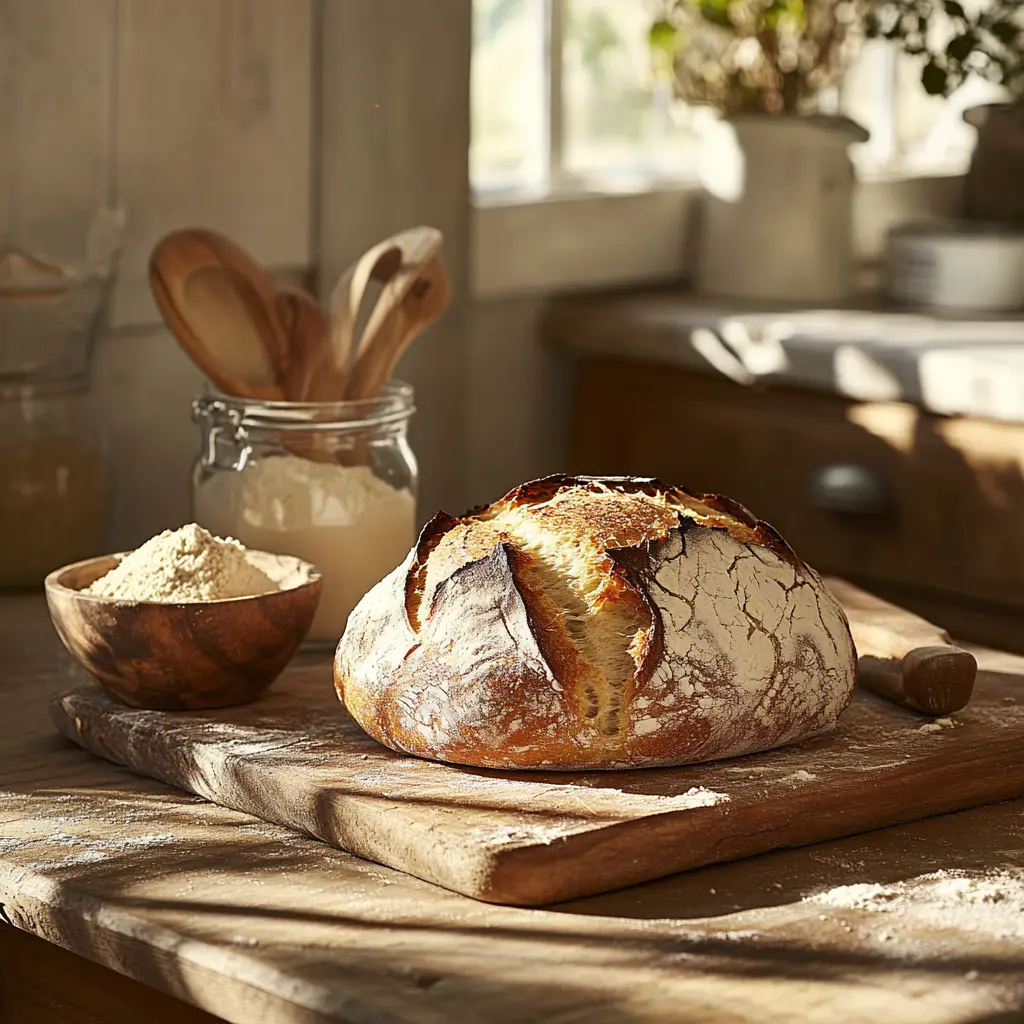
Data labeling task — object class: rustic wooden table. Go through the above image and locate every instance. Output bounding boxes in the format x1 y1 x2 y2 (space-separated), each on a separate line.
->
2 595 1023 1024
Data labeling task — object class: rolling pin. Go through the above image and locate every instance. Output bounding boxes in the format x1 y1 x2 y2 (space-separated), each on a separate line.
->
825 576 977 716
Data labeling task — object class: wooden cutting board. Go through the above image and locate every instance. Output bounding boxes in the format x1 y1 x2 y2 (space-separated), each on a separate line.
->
51 660 1024 907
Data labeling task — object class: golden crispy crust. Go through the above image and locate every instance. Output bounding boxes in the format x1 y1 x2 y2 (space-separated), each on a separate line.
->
335 475 857 770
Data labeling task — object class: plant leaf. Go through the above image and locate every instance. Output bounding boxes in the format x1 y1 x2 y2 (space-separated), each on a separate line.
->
648 18 680 55
922 59 950 95
946 31 978 63
991 20 1022 47
693 0 733 30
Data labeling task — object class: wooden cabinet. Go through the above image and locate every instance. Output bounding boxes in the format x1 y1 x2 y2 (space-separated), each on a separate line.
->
0 926 222 1024
570 358 1024 651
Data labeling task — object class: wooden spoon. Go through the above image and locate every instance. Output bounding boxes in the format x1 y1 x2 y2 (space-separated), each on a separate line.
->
312 226 443 402
274 286 343 462
278 287 329 401
185 229 291 378
346 254 451 400
150 229 289 399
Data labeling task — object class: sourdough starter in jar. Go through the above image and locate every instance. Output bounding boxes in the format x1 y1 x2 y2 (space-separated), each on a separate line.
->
192 385 417 645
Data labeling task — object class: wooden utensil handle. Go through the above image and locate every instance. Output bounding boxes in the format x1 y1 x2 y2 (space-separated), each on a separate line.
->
826 576 977 716
858 646 977 716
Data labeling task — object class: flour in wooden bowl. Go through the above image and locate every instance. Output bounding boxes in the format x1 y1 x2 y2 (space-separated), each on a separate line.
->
86 524 277 602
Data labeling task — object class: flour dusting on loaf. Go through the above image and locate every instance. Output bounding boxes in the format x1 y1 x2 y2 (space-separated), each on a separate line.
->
334 475 857 770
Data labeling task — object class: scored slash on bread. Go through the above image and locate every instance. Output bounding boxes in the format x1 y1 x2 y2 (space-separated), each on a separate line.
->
334 475 857 770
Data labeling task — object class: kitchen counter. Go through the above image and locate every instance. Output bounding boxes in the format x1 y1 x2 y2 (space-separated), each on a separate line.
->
2 595 1024 1024
544 289 1024 423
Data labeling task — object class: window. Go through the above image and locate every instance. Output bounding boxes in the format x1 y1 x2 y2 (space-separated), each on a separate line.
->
470 0 1007 197
471 0 705 197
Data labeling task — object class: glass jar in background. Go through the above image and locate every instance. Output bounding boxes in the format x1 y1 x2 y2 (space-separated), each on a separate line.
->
0 381 111 587
0 274 114 588
192 382 418 647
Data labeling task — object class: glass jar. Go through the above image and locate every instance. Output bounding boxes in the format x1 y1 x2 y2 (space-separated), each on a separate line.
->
192 382 418 647
0 379 112 587
0 259 115 588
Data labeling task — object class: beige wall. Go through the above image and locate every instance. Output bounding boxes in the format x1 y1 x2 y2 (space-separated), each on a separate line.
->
466 298 572 509
854 175 965 263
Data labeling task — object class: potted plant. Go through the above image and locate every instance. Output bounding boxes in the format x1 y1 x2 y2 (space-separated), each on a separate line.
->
649 0 1024 301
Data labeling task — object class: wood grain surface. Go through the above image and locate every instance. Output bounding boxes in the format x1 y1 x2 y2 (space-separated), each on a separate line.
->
0 0 114 258
51 655 1024 906
114 0 314 289
5 596 1024 1023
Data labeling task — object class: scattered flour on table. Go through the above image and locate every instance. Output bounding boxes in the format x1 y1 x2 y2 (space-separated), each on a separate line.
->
918 717 957 734
2 826 183 870
808 869 1024 939
480 822 588 846
476 786 727 845
87 523 276 602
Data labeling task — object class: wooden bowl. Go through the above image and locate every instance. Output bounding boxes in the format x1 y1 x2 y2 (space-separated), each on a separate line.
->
44 550 322 710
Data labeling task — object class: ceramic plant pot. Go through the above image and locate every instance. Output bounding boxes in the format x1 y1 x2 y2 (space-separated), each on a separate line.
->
964 101 1024 228
697 114 869 303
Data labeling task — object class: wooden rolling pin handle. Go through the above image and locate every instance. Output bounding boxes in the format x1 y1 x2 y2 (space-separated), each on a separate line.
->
858 645 977 716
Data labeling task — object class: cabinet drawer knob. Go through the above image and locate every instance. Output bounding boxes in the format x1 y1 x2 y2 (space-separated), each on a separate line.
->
809 463 892 516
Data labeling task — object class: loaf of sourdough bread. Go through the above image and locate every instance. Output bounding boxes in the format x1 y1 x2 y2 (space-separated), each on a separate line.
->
334 475 857 770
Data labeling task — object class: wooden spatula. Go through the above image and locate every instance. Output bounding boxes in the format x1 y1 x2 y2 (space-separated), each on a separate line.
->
826 577 977 716
311 226 444 402
346 255 451 400
150 229 289 399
